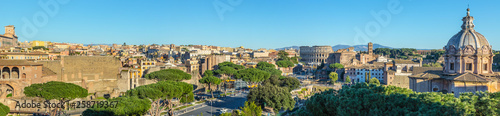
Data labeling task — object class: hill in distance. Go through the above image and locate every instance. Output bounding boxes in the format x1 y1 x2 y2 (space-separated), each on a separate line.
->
275 43 392 51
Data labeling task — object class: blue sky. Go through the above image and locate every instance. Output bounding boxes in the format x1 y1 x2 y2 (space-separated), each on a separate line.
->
1 0 499 50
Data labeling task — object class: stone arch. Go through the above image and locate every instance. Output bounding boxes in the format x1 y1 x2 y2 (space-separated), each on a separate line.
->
481 45 490 54
12 67 19 79
1 67 9 79
448 45 456 54
0 84 15 98
463 45 475 54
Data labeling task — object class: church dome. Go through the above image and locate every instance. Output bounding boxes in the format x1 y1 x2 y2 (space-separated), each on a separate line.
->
445 8 490 50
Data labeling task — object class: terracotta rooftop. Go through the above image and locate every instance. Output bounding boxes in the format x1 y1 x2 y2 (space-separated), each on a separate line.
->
0 52 48 55
410 71 492 83
412 67 443 75
0 60 42 66
393 60 419 64
447 73 491 82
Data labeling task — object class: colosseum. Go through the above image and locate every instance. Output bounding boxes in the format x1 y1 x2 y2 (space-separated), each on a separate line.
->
299 46 333 64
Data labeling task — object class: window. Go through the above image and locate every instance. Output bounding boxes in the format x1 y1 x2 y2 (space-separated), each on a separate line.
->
450 63 455 70
483 64 488 71
466 63 472 70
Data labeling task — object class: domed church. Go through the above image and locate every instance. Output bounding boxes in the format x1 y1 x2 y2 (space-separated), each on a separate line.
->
409 8 500 97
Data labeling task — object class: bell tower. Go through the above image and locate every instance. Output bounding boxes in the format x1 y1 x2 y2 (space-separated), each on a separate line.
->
368 42 373 55
4 25 15 37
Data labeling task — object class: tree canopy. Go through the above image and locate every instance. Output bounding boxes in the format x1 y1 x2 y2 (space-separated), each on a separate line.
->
294 83 500 116
144 69 192 81
204 70 214 77
199 75 222 86
280 77 301 91
219 101 263 116
235 68 271 83
83 96 151 116
24 81 88 116
423 62 442 67
0 103 9 116
218 62 245 70
345 75 351 83
126 80 193 116
24 81 88 100
369 77 380 86
276 60 294 68
32 46 49 50
199 75 222 98
256 62 276 69
329 72 338 84
278 51 290 61
214 66 237 77
258 67 282 78
328 63 344 71
373 48 419 59
247 84 295 113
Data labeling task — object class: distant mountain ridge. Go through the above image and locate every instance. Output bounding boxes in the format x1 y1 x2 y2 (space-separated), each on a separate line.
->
275 43 392 51
332 44 392 51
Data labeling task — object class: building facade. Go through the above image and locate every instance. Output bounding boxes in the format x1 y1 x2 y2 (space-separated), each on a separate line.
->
409 8 500 97
0 25 18 48
299 46 333 64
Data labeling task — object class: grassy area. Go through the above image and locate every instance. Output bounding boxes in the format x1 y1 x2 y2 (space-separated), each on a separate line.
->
174 104 194 110
195 100 205 104
219 92 234 96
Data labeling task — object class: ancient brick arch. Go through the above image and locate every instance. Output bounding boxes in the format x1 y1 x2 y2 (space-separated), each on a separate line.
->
0 83 16 98
1 67 10 79
11 67 19 79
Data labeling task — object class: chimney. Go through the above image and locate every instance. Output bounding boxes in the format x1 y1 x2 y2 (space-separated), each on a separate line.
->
419 58 423 67
396 66 402 73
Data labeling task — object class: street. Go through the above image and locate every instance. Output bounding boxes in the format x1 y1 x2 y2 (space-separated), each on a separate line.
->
178 92 248 116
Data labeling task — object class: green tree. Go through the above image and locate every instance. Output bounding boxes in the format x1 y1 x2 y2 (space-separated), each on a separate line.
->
126 81 193 116
247 84 295 114
280 77 301 91
364 71 371 82
0 103 9 116
369 77 380 86
83 96 151 116
256 62 276 69
32 46 49 50
290 56 301 64
214 66 237 78
258 67 282 78
298 83 472 116
460 92 500 116
204 70 214 77
24 81 88 116
199 75 222 99
276 60 295 68
278 51 290 61
235 68 271 84
328 63 344 72
345 75 351 84
329 72 338 84
241 101 263 116
218 62 245 70
144 69 192 81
